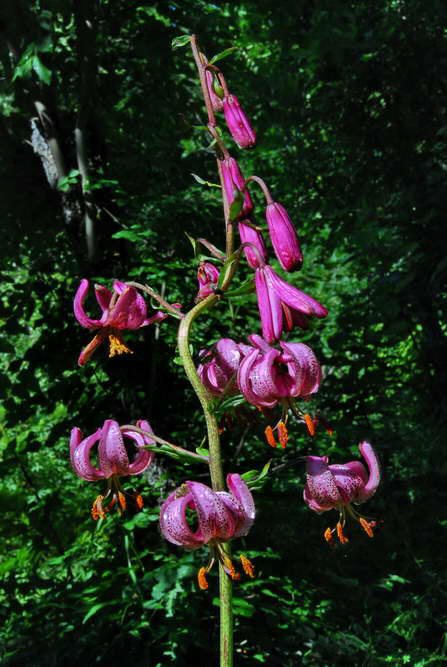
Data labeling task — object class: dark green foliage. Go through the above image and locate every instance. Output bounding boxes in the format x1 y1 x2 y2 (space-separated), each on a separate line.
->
1 0 446 664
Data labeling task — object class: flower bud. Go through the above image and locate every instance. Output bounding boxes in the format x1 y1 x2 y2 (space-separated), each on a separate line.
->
196 261 219 300
221 157 253 218
223 95 256 149
266 202 303 272
238 221 268 269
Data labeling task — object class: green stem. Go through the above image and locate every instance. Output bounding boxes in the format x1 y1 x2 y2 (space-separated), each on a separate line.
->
177 292 233 667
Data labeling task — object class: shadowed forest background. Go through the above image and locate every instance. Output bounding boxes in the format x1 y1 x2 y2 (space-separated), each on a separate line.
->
1 1 446 665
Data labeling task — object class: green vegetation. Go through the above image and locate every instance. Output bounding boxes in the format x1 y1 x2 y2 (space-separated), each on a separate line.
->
1 1 446 664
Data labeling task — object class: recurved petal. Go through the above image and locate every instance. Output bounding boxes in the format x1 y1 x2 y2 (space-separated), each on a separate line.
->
111 286 147 329
303 485 330 513
266 266 328 318
305 456 341 511
187 481 236 542
159 490 205 548
226 473 255 536
356 442 381 503
329 464 365 504
73 279 103 329
122 420 154 475
255 268 283 343
94 284 113 312
238 221 268 269
98 419 129 477
70 427 104 481
248 349 286 404
238 349 279 408
280 342 322 397
215 338 245 374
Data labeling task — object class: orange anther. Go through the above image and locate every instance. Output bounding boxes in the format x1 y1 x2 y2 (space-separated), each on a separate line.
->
91 495 106 521
336 521 349 544
324 527 333 543
278 421 288 449
135 494 144 510
240 554 255 579
198 567 208 590
304 414 316 437
359 517 375 538
264 425 277 448
108 334 133 358
223 556 240 580
118 491 127 512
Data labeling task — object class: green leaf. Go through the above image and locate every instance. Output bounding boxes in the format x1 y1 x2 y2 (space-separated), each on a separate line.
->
171 35 191 50
82 601 115 624
209 46 238 65
32 56 52 85
195 447 209 457
191 173 221 188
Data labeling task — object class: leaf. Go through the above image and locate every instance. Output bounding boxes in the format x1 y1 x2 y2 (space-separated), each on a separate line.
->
195 447 209 457
191 173 221 188
82 601 115 624
171 35 191 50
209 46 238 65
32 56 52 85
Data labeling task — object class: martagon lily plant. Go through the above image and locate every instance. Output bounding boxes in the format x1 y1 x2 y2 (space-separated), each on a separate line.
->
68 35 382 667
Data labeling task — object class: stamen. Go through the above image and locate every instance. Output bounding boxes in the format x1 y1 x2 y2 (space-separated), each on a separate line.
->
359 517 375 538
240 554 255 579
324 527 334 543
223 556 240 580
118 491 127 512
91 495 106 521
135 493 144 510
264 425 277 448
198 567 209 590
278 421 288 448
304 414 316 437
108 334 133 358
336 521 349 544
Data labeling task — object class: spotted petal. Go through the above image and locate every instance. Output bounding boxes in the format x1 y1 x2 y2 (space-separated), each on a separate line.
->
70 427 104 481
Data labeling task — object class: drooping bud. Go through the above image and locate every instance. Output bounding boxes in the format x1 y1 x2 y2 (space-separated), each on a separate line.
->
221 157 253 218
238 220 268 269
223 95 256 149
196 261 220 301
266 202 303 272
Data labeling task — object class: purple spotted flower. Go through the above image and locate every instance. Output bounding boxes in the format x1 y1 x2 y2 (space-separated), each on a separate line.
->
266 202 303 272
237 334 321 409
198 338 251 396
304 442 381 543
255 265 328 343
74 279 168 366
160 474 256 588
70 419 155 518
221 157 253 218
223 95 256 149
196 262 220 301
238 221 268 269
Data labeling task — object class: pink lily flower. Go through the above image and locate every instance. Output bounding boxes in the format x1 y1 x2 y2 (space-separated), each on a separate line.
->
304 442 381 543
223 94 256 149
74 279 168 366
196 261 220 301
255 265 328 343
160 473 256 589
237 334 321 410
238 220 268 269
70 419 155 518
221 157 253 218
198 338 252 396
266 202 303 272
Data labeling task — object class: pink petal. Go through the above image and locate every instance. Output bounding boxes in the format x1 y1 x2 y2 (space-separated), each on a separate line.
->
266 202 303 272
94 284 113 312
329 463 365 504
226 473 255 536
187 481 236 542
305 456 341 511
266 266 328 318
70 427 104 481
98 419 129 477
159 490 205 548
355 442 381 503
73 279 103 329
